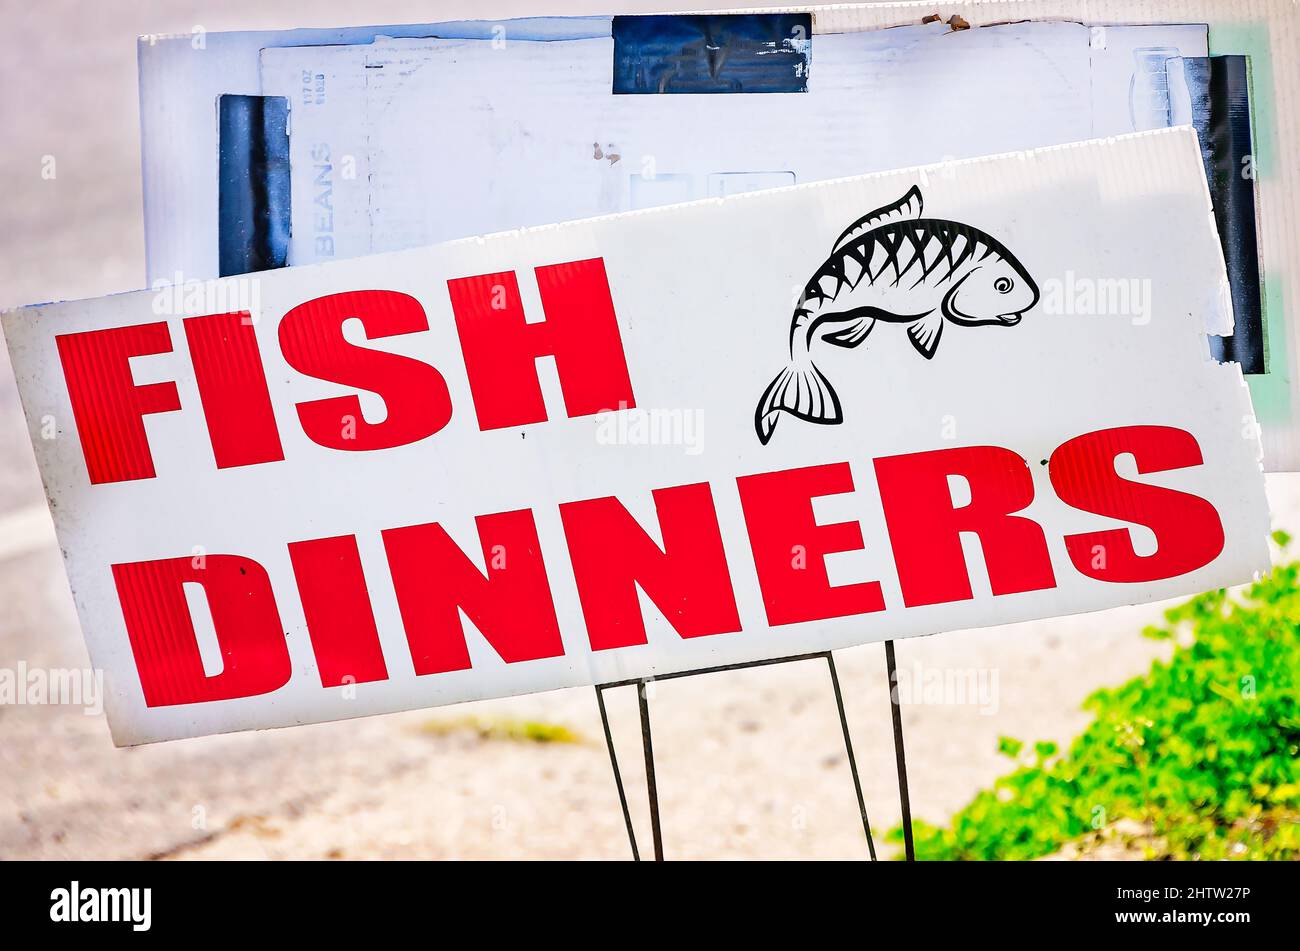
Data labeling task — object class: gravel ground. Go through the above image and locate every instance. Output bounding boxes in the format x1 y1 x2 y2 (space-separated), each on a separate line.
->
1 0 1295 860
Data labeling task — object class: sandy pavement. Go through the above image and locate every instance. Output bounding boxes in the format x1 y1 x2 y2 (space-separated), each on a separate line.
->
1 0 1295 860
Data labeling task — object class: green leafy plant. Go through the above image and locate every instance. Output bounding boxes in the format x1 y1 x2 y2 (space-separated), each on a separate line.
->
890 531 1300 860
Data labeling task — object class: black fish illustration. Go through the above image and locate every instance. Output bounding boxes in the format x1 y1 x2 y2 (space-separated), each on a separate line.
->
754 185 1040 445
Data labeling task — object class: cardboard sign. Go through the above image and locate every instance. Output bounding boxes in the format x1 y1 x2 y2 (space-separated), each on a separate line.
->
137 1 1300 472
3 129 1270 745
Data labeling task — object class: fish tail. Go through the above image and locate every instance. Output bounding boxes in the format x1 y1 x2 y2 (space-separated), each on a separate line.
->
753 360 844 445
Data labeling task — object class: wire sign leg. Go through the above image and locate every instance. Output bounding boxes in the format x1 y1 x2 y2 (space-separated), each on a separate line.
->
594 648 915 861
637 679 665 861
825 652 877 859
594 686 640 861
885 640 916 861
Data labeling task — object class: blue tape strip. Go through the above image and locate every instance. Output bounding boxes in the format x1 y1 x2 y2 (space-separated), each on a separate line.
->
612 14 810 94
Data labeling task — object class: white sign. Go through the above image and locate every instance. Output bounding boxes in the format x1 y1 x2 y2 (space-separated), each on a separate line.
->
3 129 1270 745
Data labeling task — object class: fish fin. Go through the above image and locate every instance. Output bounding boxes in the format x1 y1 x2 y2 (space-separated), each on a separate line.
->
754 362 844 445
822 314 876 349
831 185 924 253
906 310 944 359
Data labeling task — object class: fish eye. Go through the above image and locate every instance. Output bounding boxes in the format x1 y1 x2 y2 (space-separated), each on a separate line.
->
994 277 1014 294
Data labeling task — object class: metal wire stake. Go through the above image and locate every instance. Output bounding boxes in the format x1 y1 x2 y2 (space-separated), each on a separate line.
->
595 647 913 861
825 652 877 859
637 679 665 861
885 639 916 861
594 686 640 861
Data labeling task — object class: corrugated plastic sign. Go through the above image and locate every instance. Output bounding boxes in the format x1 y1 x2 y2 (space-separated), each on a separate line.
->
2 129 1271 745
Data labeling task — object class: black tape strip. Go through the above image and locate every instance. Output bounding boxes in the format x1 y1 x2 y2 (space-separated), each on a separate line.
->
218 95 291 278
1201 56 1265 375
